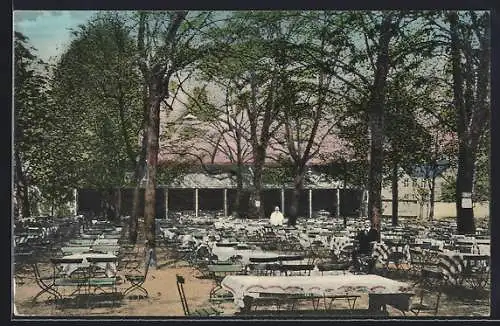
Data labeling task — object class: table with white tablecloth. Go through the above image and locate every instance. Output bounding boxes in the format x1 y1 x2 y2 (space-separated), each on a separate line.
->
210 244 307 266
221 274 413 310
60 252 117 277
92 238 119 246
211 246 274 264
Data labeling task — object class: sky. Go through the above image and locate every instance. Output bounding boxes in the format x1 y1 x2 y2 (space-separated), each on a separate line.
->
13 10 99 63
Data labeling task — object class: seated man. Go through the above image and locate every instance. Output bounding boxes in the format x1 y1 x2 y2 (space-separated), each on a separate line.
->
269 206 284 226
352 228 378 273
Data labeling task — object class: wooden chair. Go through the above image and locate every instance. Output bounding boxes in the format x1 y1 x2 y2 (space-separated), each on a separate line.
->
123 249 153 299
175 274 222 317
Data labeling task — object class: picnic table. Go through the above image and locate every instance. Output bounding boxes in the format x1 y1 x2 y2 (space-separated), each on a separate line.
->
221 274 414 314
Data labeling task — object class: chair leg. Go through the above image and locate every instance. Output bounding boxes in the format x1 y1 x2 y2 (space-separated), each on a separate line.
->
124 282 148 298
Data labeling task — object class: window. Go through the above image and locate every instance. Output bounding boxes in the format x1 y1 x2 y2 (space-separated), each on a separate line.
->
403 179 409 187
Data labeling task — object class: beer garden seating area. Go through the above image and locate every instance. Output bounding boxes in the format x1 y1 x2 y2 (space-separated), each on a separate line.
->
13 212 490 317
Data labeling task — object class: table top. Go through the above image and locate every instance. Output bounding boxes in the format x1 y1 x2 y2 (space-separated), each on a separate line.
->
208 264 245 273
60 252 118 277
221 274 412 308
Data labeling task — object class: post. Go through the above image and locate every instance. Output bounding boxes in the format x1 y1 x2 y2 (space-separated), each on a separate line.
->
165 188 169 219
73 188 78 216
336 188 341 218
281 187 285 214
116 187 121 220
195 188 199 218
223 188 228 217
309 188 313 219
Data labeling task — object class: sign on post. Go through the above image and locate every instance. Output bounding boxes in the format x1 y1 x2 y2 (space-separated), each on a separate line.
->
461 192 472 209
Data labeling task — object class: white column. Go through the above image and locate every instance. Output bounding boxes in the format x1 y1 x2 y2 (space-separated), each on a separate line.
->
309 189 313 219
336 188 341 217
223 188 228 217
195 188 199 218
165 188 169 219
73 188 78 215
281 188 285 214
365 189 369 217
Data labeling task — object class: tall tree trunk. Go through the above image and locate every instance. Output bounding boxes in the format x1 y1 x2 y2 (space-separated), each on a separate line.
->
249 149 265 219
144 90 162 253
15 150 30 219
455 143 476 234
367 13 394 240
129 10 149 244
449 11 489 235
428 173 436 221
234 163 243 218
115 187 122 222
129 151 147 243
391 162 398 226
288 172 304 226
129 79 149 243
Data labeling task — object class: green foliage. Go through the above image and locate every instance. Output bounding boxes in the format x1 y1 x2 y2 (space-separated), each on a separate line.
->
157 162 193 185
440 176 456 202
14 10 490 223
14 31 66 214
261 165 294 186
51 13 143 190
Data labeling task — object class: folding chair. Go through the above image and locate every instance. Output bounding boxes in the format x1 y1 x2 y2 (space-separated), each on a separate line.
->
123 249 153 298
408 268 444 316
175 274 222 317
31 261 63 303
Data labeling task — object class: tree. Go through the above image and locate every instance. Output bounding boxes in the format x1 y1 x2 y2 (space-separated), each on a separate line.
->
203 12 303 219
131 11 218 254
327 11 402 235
447 11 490 234
14 32 50 218
258 12 352 225
50 12 143 221
176 82 253 218
383 73 437 226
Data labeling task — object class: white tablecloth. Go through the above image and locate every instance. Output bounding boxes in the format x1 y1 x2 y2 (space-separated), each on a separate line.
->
221 274 413 308
93 238 119 245
160 227 177 240
61 253 117 277
477 244 490 255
